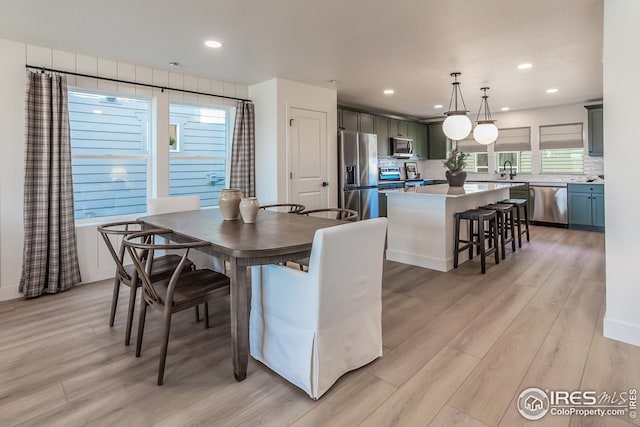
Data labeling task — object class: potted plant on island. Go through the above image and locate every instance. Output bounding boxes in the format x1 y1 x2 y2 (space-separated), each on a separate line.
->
443 147 469 187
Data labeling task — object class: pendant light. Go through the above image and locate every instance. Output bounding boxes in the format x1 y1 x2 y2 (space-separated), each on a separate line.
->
473 87 498 145
442 72 472 141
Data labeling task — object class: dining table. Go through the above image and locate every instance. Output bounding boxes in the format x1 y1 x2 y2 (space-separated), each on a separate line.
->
138 208 342 381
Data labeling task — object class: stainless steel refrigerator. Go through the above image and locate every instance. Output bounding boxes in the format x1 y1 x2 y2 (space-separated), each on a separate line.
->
338 130 379 219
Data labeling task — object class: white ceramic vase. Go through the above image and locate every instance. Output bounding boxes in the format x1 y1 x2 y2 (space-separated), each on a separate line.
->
239 197 260 223
218 188 243 220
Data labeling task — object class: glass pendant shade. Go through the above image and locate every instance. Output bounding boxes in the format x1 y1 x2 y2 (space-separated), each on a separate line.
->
473 122 498 145
443 114 472 141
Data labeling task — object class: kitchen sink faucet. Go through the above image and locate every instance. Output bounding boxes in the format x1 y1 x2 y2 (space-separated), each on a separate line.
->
503 160 516 180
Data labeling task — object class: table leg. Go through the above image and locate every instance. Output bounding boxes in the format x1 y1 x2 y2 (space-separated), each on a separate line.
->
229 257 249 381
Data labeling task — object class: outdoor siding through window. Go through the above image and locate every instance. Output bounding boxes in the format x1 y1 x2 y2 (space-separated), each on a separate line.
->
68 91 149 219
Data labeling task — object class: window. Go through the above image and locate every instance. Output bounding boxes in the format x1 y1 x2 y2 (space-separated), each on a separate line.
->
68 90 150 219
494 127 532 174
465 153 489 173
169 103 229 207
457 134 488 173
539 123 584 174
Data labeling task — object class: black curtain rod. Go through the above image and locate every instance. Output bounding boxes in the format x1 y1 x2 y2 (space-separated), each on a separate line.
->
25 64 252 103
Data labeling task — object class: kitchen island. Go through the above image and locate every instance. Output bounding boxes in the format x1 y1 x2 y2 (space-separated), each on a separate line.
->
385 182 520 272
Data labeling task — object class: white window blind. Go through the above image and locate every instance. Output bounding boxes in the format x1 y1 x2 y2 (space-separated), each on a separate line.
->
539 123 584 149
494 127 531 152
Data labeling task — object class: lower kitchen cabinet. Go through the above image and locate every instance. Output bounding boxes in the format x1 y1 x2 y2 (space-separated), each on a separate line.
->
567 183 604 231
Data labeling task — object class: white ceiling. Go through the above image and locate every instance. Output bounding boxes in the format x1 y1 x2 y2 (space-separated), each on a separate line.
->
0 0 603 119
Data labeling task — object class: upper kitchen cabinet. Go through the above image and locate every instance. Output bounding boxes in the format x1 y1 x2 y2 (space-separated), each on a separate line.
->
359 113 375 134
339 109 359 132
408 122 428 159
427 122 448 159
376 116 390 156
585 104 603 157
397 120 409 138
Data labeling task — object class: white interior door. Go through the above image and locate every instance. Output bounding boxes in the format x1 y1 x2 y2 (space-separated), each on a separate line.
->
289 107 329 210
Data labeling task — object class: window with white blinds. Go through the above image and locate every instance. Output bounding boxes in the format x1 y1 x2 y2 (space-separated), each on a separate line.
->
539 123 584 173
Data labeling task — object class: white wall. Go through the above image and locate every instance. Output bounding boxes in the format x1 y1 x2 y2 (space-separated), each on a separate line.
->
249 78 338 206
602 0 640 346
0 37 247 300
415 102 604 181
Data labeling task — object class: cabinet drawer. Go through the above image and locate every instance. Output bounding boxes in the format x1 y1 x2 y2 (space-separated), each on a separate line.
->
567 183 604 194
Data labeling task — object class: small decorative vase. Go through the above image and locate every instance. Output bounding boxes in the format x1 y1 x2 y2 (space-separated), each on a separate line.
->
239 197 260 223
445 170 467 187
218 188 243 220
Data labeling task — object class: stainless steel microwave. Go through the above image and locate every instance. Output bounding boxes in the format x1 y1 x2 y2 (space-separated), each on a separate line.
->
392 137 413 158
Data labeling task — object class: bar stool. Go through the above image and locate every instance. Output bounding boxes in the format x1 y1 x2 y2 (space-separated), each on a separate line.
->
498 198 530 247
480 203 517 259
453 209 499 274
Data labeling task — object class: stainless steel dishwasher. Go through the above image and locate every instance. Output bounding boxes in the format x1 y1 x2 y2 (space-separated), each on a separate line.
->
529 183 568 226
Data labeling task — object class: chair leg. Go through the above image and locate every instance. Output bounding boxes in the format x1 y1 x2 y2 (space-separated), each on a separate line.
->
124 282 138 346
515 207 523 248
478 219 486 274
499 213 507 260
493 217 500 264
453 215 460 268
158 311 173 386
109 276 121 327
204 302 210 329
509 211 516 252
136 297 148 358
524 204 531 242
195 305 200 322
468 219 474 259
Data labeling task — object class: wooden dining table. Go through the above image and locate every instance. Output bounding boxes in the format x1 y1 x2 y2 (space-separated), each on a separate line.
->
138 208 342 381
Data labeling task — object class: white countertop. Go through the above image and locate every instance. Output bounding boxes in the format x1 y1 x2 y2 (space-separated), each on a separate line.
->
385 182 521 198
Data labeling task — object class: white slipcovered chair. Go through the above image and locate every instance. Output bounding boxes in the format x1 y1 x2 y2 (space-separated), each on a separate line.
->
250 217 388 399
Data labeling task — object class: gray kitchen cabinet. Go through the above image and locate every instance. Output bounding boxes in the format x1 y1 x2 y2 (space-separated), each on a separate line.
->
567 183 604 231
427 122 448 159
341 109 359 132
360 113 375 134
376 116 390 156
388 119 398 138
585 104 603 157
397 120 408 137
409 122 428 159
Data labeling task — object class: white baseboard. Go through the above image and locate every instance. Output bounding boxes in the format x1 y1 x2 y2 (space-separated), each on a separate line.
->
0 284 21 301
603 313 640 347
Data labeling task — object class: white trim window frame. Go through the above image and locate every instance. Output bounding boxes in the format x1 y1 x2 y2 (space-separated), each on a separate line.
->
68 88 152 223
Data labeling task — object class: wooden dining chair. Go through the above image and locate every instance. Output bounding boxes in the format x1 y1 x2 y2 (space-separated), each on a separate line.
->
98 220 195 346
124 229 230 385
259 203 306 214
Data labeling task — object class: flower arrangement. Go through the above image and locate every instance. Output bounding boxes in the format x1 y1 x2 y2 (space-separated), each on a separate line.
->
443 148 468 172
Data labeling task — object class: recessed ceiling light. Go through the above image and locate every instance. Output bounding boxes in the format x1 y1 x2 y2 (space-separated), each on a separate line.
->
546 88 559 93
92 109 102 114
517 63 533 70
501 107 510 111
434 104 443 109
383 89 394 95
169 61 179 67
328 79 336 84
204 40 223 48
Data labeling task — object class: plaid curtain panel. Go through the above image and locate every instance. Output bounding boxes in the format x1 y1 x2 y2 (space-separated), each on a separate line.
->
230 101 256 197
19 71 81 299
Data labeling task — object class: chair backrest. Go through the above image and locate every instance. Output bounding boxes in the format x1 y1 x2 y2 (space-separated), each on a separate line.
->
148 195 201 215
306 218 388 324
259 203 306 214
300 208 359 221
123 229 210 305
97 220 146 281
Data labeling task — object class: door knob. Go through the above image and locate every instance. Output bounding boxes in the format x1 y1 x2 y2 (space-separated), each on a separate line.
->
322 182 329 187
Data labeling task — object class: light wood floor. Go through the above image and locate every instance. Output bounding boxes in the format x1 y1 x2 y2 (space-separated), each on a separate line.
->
0 225 637 427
